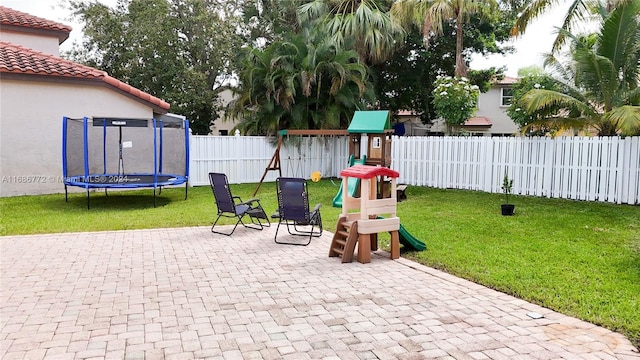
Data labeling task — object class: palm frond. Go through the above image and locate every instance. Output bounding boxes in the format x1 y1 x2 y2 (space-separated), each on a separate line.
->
511 0 557 37
552 0 590 52
523 89 597 118
298 0 328 25
603 105 640 135
598 0 640 71
625 86 640 105
519 116 593 136
542 52 573 81
427 0 455 36
573 49 617 108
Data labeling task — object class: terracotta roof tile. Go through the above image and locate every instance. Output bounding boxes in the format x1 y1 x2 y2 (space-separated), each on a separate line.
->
497 76 518 85
0 41 104 78
464 116 492 126
0 6 72 33
0 41 170 111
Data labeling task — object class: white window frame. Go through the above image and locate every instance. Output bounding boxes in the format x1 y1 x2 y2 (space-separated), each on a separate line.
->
500 87 513 107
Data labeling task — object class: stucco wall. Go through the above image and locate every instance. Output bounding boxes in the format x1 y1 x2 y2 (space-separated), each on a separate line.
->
210 89 238 136
429 86 520 136
475 86 519 135
0 30 60 56
0 79 154 196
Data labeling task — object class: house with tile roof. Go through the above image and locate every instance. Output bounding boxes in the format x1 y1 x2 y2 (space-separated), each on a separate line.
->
395 76 520 136
466 76 519 136
0 6 171 196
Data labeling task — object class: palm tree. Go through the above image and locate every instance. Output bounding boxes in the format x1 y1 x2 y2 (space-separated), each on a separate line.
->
231 31 374 135
520 0 640 136
297 0 405 65
390 0 497 77
511 0 624 52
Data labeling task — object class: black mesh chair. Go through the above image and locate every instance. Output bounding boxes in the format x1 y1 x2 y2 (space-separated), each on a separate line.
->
273 177 322 245
209 172 270 236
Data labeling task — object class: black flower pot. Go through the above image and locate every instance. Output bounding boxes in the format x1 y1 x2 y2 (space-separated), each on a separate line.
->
501 204 515 216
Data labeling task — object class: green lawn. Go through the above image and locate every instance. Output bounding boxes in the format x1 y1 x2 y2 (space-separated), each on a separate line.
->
1 180 638 349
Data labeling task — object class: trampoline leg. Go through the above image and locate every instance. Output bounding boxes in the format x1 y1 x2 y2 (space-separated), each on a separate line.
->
65 185 68 202
184 182 188 200
153 187 157 208
87 188 90 210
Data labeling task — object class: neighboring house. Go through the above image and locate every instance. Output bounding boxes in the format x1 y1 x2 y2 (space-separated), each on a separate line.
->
211 89 238 136
394 110 432 136
0 6 171 196
466 76 519 136
396 76 520 136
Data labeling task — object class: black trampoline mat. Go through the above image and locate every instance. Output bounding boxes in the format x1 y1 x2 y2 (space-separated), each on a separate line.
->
65 174 187 188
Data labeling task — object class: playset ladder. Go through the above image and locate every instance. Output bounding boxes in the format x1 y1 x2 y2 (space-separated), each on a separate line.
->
329 216 359 263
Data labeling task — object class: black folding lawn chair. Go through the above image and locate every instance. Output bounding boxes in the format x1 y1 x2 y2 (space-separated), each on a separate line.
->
272 177 322 245
209 172 270 236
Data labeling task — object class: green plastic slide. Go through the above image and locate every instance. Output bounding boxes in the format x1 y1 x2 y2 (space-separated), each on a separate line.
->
372 216 426 251
398 223 427 251
332 155 367 208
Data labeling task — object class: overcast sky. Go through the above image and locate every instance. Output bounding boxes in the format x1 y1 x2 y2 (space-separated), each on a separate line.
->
4 0 577 77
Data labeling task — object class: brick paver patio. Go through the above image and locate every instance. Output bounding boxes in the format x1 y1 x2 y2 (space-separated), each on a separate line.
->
1 225 638 359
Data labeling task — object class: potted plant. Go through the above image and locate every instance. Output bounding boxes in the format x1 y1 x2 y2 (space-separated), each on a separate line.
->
501 172 515 216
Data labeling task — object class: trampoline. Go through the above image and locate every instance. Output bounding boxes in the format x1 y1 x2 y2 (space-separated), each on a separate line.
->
62 115 190 208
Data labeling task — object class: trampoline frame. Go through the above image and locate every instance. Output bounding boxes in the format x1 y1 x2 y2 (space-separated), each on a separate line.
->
62 116 190 208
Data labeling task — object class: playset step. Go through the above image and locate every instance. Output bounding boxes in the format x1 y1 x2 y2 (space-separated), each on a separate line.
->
329 216 359 263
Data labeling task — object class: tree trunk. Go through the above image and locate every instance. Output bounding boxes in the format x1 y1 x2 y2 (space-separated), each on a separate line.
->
454 12 467 77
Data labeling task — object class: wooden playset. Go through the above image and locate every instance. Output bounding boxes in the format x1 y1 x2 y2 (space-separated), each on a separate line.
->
253 110 395 198
253 110 419 261
347 110 394 198
253 129 348 196
327 110 403 263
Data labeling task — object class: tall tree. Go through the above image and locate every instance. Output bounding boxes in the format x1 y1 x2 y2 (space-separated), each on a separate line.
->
506 73 568 135
297 0 405 65
432 75 480 134
239 0 305 46
66 0 243 134
230 30 375 135
390 0 498 77
520 0 640 136
374 6 513 124
512 0 623 52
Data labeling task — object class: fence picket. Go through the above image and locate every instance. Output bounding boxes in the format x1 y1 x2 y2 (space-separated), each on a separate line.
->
189 135 639 204
625 137 640 203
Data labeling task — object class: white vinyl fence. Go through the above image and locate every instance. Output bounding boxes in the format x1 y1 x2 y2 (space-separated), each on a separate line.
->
190 135 350 185
190 135 640 205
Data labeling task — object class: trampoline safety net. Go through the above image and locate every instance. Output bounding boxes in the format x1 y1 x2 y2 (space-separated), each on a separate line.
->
62 115 190 207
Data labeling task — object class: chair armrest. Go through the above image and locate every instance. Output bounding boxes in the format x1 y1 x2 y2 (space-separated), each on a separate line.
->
238 197 261 206
311 203 322 213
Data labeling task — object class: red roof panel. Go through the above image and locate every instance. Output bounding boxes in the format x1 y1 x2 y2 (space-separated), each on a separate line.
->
340 165 399 179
